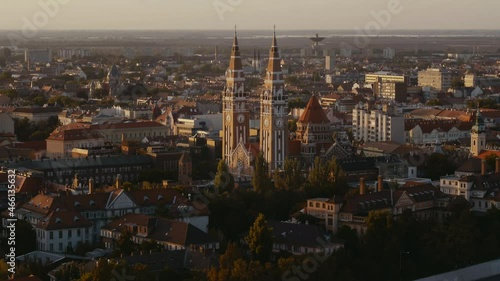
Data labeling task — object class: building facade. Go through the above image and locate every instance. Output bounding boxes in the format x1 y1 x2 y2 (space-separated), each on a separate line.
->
418 68 452 91
471 108 486 157
260 31 288 171
352 103 404 144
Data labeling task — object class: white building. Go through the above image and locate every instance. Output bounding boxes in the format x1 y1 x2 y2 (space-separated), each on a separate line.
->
383 48 396 59
352 103 405 144
418 68 452 91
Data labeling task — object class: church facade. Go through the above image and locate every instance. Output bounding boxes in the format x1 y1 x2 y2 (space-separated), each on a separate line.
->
222 30 288 178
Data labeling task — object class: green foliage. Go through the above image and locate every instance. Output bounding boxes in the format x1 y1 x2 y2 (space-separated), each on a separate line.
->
116 229 134 256
287 97 307 109
287 120 297 132
245 213 273 263
252 154 272 193
214 160 234 192
426 99 442 106
14 116 60 142
273 157 303 191
48 95 82 107
425 153 456 180
140 239 160 253
485 153 498 169
451 77 465 88
91 258 114 281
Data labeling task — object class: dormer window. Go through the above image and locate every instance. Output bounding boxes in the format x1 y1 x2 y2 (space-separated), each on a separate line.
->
158 195 164 200
90 200 96 206
74 201 81 207
55 218 63 224
73 216 80 222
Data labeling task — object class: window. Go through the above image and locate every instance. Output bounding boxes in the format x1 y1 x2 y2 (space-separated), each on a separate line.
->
59 243 63 251
59 231 63 239
68 230 72 238
77 229 81 237
50 232 53 240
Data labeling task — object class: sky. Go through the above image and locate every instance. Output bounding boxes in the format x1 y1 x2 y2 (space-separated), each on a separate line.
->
0 0 498 31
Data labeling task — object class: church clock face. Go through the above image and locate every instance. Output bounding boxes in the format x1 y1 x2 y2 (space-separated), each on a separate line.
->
237 114 245 124
276 118 284 128
226 114 231 123
264 117 270 128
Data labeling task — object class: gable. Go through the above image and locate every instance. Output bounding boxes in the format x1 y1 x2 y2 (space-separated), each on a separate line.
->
394 192 414 208
107 191 136 209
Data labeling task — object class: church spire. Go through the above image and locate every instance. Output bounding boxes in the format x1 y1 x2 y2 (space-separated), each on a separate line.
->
228 25 243 73
267 26 281 73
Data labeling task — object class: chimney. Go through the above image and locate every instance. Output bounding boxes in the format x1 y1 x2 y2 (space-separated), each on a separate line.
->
481 160 487 176
116 174 122 189
88 178 94 195
496 158 500 174
359 177 366 195
378 175 383 192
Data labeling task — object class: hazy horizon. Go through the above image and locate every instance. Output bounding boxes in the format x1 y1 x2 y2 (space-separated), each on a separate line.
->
1 0 499 31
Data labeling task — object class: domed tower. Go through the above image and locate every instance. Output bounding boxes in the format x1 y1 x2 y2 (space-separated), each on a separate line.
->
108 64 121 97
471 107 486 156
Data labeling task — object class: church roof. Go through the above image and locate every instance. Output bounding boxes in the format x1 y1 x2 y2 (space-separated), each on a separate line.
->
108 65 120 78
267 30 282 73
299 95 330 124
227 30 243 74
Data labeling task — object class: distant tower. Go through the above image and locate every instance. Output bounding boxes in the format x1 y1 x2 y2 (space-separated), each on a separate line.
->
309 33 325 57
89 81 96 100
178 151 193 185
88 178 95 195
471 107 486 156
222 28 250 164
152 102 162 120
215 45 218 62
108 64 121 97
260 28 288 172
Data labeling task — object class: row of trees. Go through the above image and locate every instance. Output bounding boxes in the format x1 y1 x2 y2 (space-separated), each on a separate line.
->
14 116 60 142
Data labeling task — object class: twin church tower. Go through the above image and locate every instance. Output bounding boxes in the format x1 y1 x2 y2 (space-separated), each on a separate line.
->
222 29 288 177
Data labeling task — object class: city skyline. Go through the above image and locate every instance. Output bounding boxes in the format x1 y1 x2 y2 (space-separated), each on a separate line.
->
0 0 498 31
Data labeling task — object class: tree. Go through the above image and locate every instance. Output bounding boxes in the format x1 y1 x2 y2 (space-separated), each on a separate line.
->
451 77 465 89
273 158 303 191
91 258 114 281
308 157 331 189
485 153 498 169
245 213 273 263
214 160 234 192
116 229 134 256
219 243 243 270
252 154 272 193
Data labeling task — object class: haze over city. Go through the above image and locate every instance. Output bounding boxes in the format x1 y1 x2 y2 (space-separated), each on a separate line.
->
0 0 499 30
1 0 500 281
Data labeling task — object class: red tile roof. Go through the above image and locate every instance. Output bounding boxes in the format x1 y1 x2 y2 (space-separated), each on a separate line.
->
299 95 330 124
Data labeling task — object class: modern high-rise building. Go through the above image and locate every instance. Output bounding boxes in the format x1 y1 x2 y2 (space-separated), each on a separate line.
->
260 30 288 172
325 55 335 71
365 71 407 85
25 48 52 64
383 47 396 59
418 68 452 91
352 103 404 144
